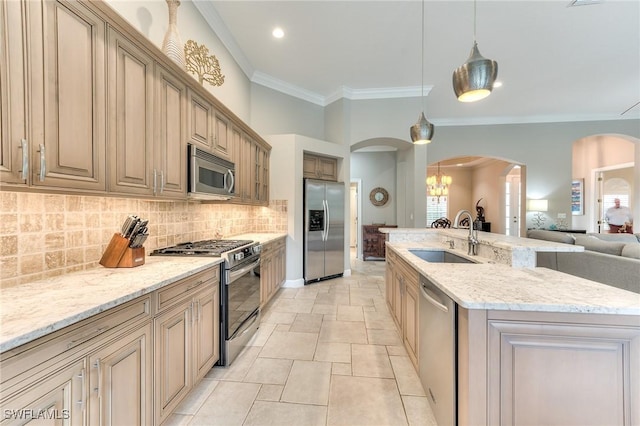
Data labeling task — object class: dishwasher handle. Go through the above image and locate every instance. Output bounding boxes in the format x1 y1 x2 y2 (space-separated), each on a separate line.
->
420 281 449 313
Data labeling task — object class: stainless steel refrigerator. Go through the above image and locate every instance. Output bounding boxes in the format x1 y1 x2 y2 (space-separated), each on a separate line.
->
304 179 345 284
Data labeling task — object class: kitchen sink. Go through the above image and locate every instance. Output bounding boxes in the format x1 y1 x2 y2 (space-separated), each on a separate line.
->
408 249 478 264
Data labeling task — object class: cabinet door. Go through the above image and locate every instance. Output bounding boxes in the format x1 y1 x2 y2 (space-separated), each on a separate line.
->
193 286 219 382
317 157 338 181
0 0 28 185
213 111 232 160
155 65 186 198
488 320 640 425
385 257 395 312
238 132 253 203
89 323 152 426
107 28 154 195
302 155 318 179
1 359 86 426
402 280 419 369
187 90 213 151
392 272 403 330
154 302 192 424
34 0 106 191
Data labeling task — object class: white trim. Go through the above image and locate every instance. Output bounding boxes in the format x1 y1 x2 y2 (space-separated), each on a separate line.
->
191 2 254 79
350 178 363 260
282 278 304 288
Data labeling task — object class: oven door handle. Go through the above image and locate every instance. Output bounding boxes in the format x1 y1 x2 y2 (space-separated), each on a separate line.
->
227 259 261 284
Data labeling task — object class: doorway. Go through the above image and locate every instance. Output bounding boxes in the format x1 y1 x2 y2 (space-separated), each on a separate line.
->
593 163 634 233
350 179 362 260
504 165 522 236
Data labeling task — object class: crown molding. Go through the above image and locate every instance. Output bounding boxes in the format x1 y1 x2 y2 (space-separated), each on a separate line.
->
192 1 254 79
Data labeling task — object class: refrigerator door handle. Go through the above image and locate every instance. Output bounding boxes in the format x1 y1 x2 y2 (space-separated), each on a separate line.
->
323 199 329 241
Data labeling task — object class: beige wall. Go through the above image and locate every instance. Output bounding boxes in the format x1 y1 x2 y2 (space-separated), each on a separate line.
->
0 191 287 288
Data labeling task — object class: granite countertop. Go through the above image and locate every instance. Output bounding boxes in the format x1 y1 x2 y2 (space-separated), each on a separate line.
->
231 233 287 245
0 256 224 353
387 241 640 316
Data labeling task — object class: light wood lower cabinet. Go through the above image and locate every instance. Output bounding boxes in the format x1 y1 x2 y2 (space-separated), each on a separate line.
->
1 359 86 425
260 237 287 308
385 249 419 369
457 308 640 425
154 300 192 424
88 323 152 426
153 270 220 425
0 266 221 426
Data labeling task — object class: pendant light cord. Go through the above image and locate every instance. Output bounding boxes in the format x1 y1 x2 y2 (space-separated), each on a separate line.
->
473 0 477 43
421 0 425 111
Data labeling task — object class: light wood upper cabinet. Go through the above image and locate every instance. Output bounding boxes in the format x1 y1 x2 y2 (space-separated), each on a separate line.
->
213 110 233 161
107 28 154 196
187 89 233 161
154 65 187 198
187 89 214 152
1 0 270 202
11 0 107 191
0 0 29 186
303 153 338 181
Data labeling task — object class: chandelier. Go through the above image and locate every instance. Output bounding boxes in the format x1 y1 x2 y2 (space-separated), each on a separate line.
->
426 162 452 200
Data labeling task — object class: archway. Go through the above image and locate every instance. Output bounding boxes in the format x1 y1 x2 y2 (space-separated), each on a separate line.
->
572 134 639 233
427 156 526 235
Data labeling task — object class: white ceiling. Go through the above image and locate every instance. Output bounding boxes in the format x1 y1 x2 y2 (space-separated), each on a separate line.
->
194 0 640 126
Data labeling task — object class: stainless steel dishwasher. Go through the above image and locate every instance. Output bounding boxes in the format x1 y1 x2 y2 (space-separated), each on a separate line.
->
419 275 457 426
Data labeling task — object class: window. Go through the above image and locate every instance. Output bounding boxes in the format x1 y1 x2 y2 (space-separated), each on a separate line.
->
427 196 448 227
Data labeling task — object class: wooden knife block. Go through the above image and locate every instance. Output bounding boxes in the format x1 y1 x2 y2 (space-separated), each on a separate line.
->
100 233 145 268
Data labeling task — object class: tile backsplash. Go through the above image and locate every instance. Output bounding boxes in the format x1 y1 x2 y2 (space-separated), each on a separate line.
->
0 191 287 288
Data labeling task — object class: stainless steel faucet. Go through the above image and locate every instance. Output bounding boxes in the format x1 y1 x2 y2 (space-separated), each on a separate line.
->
453 209 478 255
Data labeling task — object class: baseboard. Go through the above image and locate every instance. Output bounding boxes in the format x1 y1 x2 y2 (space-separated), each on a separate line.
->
282 278 304 288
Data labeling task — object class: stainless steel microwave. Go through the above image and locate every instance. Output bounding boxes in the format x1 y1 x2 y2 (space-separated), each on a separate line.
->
187 144 235 200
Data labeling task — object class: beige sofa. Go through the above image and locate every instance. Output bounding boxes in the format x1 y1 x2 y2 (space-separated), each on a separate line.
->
527 230 640 294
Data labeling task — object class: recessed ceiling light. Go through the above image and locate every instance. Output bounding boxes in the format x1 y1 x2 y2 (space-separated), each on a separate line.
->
272 27 284 39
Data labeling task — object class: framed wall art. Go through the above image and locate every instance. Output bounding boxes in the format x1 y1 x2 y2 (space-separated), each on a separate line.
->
571 179 584 215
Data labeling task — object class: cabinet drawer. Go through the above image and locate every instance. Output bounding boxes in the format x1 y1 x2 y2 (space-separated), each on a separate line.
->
156 267 219 313
1 296 150 396
261 238 285 256
396 257 418 289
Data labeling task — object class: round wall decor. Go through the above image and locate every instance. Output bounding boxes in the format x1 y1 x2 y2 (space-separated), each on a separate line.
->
369 187 389 206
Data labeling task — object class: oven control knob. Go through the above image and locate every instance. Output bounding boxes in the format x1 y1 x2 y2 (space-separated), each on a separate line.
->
253 245 262 254
234 252 244 261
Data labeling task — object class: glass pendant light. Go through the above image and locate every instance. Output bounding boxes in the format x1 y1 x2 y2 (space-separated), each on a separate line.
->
452 0 498 102
410 0 434 144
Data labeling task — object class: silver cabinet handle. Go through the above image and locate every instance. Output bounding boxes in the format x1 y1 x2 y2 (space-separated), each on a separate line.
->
153 169 157 195
93 359 102 394
19 139 28 180
38 144 46 181
76 368 86 411
160 170 165 193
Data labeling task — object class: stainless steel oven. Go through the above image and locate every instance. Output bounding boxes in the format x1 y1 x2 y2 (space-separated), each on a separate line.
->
151 239 262 366
222 253 261 365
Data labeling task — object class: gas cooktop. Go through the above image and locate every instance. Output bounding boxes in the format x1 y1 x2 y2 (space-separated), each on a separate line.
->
151 239 253 256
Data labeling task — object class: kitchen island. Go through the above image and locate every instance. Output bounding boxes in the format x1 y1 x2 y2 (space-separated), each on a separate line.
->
382 229 640 425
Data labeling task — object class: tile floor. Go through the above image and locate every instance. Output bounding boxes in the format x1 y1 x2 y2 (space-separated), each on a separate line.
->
165 254 438 426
